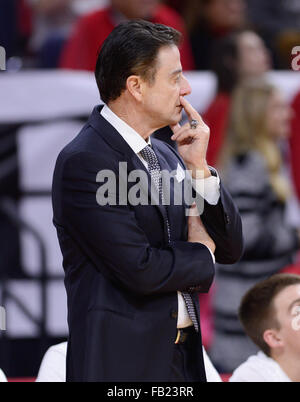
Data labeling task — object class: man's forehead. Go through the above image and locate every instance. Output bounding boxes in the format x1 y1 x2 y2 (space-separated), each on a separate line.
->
275 284 300 310
156 45 181 70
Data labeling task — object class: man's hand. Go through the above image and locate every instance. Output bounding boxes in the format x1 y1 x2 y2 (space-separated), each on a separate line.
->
170 96 211 179
188 206 216 255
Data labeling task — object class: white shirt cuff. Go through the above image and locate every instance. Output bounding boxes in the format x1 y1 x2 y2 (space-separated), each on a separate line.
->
205 245 216 264
192 170 220 206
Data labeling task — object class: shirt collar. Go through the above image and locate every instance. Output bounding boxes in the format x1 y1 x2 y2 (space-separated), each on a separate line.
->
100 104 151 155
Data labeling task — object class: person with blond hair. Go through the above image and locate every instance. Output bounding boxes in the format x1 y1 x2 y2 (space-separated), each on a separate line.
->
209 83 300 373
230 273 300 382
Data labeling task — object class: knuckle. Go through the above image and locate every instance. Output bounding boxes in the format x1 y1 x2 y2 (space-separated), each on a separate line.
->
204 125 210 135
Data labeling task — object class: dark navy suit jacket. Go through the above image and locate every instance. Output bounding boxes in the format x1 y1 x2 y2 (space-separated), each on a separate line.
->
52 105 243 382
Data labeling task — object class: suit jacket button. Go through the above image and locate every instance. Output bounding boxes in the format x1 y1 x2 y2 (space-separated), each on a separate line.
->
171 310 178 320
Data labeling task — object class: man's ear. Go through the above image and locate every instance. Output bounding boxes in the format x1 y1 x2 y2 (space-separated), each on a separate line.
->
126 75 143 102
263 329 284 351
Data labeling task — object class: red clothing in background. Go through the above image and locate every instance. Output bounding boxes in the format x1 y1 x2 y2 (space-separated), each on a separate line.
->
203 93 231 166
290 91 300 201
60 5 195 71
18 0 32 37
164 0 184 14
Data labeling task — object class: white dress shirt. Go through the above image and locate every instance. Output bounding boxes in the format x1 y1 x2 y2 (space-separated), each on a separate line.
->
229 351 292 382
101 105 220 328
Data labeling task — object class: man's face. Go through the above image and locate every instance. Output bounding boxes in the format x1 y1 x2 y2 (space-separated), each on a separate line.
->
140 45 191 129
110 0 159 19
272 284 300 356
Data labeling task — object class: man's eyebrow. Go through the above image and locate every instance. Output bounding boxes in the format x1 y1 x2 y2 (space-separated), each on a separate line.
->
170 68 183 76
288 298 300 313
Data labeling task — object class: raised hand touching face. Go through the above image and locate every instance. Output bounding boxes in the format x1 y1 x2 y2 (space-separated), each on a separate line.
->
170 96 211 179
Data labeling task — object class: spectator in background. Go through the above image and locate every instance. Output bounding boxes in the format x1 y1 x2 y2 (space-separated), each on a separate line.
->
59 0 195 71
188 0 247 71
246 0 300 69
290 91 300 202
209 83 300 373
0 0 31 60
230 274 300 382
205 30 271 179
192 29 270 350
28 0 76 68
28 0 109 68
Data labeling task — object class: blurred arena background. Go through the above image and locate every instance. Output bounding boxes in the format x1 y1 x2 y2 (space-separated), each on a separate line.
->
0 0 299 380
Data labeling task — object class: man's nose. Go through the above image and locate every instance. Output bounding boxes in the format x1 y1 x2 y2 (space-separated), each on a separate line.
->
180 75 192 97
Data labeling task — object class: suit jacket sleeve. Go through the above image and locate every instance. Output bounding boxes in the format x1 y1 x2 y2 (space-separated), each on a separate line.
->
59 151 215 296
162 136 244 266
199 183 244 265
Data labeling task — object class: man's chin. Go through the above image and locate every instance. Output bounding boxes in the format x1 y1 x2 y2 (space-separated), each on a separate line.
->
170 111 182 126
155 111 182 131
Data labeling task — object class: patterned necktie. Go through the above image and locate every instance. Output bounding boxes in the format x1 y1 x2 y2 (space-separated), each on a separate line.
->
140 145 199 332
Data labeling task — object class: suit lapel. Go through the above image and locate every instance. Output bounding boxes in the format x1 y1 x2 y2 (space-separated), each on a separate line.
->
88 106 170 243
152 140 187 242
128 152 170 244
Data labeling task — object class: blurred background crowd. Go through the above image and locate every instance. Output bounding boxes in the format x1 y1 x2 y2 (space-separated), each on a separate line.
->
0 0 300 380
1 0 300 70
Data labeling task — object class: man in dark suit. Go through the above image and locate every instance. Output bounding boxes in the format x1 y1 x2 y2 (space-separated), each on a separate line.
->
52 20 243 382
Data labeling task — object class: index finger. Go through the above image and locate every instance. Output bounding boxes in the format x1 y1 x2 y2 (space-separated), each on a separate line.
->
180 96 203 123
